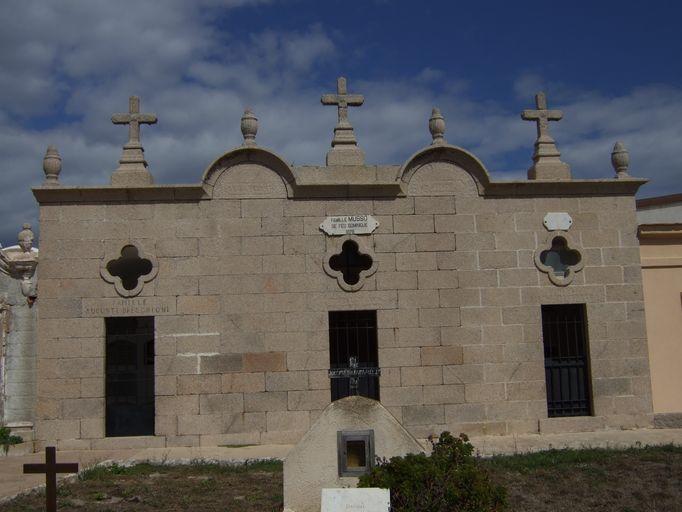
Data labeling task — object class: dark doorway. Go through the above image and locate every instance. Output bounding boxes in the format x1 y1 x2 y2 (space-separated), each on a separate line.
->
105 317 155 436
329 310 380 401
541 304 593 417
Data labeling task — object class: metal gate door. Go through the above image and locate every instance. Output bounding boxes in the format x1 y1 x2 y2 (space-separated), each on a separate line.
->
328 310 380 401
541 304 593 417
105 316 155 436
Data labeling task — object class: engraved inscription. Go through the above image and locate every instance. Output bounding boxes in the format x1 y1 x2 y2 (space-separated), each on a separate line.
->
321 488 390 512
82 297 176 317
320 215 379 236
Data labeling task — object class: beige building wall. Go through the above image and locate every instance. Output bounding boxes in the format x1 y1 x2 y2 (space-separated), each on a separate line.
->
640 234 682 414
31 144 653 450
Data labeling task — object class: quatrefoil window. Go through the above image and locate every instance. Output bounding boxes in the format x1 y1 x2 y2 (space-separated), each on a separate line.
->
323 236 378 291
101 242 158 297
534 233 584 286
108 245 152 290
330 241 373 285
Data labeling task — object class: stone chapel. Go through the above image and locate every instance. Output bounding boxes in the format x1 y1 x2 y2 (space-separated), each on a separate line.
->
3 77 654 450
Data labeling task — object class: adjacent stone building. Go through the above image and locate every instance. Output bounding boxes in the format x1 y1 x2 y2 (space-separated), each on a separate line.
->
26 79 652 450
637 193 682 427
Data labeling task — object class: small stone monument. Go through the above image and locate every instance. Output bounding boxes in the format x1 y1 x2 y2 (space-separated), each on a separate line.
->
283 396 424 512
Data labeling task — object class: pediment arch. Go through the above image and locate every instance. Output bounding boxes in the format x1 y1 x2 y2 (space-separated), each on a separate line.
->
202 146 296 199
398 144 492 196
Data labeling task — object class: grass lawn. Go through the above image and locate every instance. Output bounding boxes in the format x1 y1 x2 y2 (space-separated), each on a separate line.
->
483 445 682 512
0 445 680 511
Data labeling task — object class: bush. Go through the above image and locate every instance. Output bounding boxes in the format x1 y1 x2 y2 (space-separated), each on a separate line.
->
0 425 23 455
358 432 507 512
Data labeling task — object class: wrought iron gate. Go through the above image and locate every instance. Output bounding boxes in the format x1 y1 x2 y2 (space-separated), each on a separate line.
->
328 310 380 401
105 317 155 436
541 304 593 417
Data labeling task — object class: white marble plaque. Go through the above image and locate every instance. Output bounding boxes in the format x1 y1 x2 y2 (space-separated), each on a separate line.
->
321 488 390 512
320 215 379 236
543 212 573 231
82 297 176 317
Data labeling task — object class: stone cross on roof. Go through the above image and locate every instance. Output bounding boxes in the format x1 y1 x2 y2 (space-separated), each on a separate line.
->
321 77 365 166
521 92 571 180
522 92 562 142
110 96 157 186
322 77 364 126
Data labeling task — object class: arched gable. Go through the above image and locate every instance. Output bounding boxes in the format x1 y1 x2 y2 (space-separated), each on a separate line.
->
398 144 492 196
202 146 296 199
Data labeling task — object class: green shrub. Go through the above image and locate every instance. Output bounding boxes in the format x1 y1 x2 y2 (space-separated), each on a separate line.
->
358 432 507 512
0 425 23 454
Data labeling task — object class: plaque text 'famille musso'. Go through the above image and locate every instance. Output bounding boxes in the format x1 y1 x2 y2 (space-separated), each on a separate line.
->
320 215 379 236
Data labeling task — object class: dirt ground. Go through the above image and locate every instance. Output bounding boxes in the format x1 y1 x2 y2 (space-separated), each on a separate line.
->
0 446 680 512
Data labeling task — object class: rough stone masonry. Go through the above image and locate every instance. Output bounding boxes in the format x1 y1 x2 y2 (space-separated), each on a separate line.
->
27 78 651 450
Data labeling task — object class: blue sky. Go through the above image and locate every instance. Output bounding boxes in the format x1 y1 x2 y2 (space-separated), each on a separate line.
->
1 0 681 246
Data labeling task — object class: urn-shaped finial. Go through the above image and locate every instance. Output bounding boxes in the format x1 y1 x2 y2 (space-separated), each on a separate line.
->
42 145 62 186
429 108 446 145
241 108 258 146
611 141 630 178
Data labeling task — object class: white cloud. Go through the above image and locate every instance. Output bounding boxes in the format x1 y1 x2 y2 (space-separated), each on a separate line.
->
1 2 681 246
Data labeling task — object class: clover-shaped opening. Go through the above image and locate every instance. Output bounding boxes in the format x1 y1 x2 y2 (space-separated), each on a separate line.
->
539 236 581 278
329 240 373 286
106 245 154 292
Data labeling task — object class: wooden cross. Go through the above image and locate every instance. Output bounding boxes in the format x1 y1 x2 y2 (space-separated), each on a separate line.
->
522 92 563 141
111 96 157 145
23 446 79 512
321 77 364 124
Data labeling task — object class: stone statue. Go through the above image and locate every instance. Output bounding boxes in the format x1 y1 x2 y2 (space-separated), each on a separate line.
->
0 224 39 301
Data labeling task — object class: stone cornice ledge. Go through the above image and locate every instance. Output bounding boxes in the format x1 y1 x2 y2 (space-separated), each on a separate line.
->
32 184 209 203
32 177 647 203
484 178 648 197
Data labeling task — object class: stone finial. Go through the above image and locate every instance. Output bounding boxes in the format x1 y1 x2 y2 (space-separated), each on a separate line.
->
18 224 34 253
521 92 571 180
241 108 258 146
110 96 157 186
321 77 365 166
429 108 446 145
42 145 62 186
611 141 630 178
